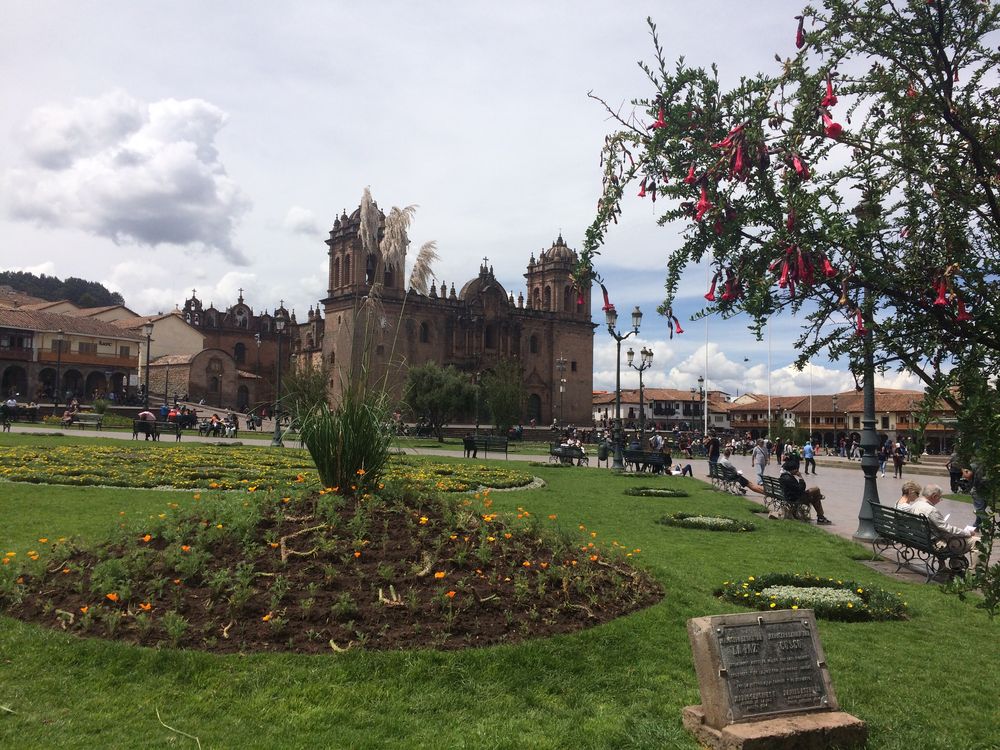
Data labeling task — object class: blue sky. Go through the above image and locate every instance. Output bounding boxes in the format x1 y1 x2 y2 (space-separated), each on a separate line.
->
0 1 924 397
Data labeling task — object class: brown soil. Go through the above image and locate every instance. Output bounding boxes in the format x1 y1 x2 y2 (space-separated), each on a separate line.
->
5 491 663 653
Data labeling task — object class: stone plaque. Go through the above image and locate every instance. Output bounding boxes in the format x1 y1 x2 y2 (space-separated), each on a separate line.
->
687 609 838 728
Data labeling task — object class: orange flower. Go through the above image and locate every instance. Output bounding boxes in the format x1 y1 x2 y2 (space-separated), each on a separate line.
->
62 567 71 574
269 542 280 549
503 533 512 539
446 591 456 599
79 606 89 614
38 537 49 543
141 534 152 543
434 571 446 579
356 468 366 476
173 578 182 585
353 551 361 558
540 562 549 570
181 545 191 552
106 592 120 602
209 482 219 489
193 493 201 500
281 497 290 503
522 561 532 568
139 602 152 612
589 555 599 562
262 612 273 622
295 474 305 483
547 515 557 521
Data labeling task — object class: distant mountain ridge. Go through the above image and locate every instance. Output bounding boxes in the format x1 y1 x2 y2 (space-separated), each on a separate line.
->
0 271 124 308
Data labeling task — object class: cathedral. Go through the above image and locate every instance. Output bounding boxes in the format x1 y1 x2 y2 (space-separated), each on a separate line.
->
318 201 595 425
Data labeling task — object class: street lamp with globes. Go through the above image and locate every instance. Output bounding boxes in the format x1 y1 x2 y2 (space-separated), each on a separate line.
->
271 317 286 448
605 304 642 470
626 346 653 445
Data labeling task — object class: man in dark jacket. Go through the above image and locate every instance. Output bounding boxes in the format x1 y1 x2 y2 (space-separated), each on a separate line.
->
778 456 833 525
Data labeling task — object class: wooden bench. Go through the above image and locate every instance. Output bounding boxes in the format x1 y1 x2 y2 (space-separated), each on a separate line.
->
869 501 970 582
622 449 666 473
472 435 509 459
761 475 812 521
708 462 743 494
549 443 589 466
133 419 181 442
75 413 104 430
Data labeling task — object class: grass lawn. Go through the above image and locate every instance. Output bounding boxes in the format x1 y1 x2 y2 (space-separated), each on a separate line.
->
1 434 998 749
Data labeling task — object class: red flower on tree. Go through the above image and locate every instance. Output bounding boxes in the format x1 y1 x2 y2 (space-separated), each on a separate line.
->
822 111 843 138
821 74 838 107
694 186 713 221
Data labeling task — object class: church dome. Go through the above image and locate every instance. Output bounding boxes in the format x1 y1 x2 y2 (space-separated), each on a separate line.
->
544 234 576 262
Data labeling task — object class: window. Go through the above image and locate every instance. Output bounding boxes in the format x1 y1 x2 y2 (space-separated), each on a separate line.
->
543 286 552 310
571 361 577 372
234 342 246 364
78 342 97 355
484 324 496 349
119 345 131 358
880 415 889 429
334 257 341 287
419 322 429 343
529 335 539 354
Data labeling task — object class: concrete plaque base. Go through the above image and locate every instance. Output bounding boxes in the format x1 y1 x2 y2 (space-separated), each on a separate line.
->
682 705 867 750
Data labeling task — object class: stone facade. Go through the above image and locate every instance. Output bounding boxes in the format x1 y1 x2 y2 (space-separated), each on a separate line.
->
319 202 595 425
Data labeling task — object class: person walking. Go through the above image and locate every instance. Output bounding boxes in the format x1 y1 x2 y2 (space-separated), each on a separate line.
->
803 440 816 475
892 440 906 479
751 439 769 485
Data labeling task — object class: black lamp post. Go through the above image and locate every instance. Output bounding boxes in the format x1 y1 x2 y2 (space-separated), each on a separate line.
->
698 375 707 435
853 329 880 542
556 355 567 426
142 323 154 409
53 329 64 412
831 393 839 451
626 346 653 445
271 318 286 448
606 304 642 470
689 386 696 430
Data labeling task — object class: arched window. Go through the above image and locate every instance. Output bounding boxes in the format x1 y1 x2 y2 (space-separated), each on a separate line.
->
334 257 341 287
543 286 552 310
419 322 430 343
563 285 572 311
532 288 541 309
529 335 539 354
234 342 246 364
484 324 496 349
344 255 351 285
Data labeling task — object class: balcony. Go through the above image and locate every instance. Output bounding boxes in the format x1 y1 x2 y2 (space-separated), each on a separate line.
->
0 346 33 361
39 351 138 370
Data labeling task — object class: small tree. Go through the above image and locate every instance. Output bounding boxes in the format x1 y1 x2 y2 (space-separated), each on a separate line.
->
481 360 525 437
403 362 476 442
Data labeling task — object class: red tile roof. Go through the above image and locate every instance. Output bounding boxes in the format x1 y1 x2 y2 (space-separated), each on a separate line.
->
0 308 142 340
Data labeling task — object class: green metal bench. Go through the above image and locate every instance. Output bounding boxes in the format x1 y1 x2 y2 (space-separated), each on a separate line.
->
869 501 969 582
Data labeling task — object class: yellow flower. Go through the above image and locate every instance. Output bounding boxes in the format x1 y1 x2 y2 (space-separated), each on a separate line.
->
770 603 776 608
847 603 854 608
216 524 223 529
262 612 273 622
748 576 755 581
857 588 864 594
38 538 48 543
419 517 428 525
791 605 799 610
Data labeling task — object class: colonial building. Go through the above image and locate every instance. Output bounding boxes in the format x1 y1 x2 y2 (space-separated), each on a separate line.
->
176 290 291 410
319 202 595 424
0 307 141 402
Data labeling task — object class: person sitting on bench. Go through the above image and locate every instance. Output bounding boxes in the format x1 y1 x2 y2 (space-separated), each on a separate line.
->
909 483 980 571
778 456 833 524
718 448 765 494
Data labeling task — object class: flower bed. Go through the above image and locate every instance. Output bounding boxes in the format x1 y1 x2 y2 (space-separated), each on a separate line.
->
719 572 909 621
623 486 689 498
0 445 533 494
0 487 661 652
658 512 755 532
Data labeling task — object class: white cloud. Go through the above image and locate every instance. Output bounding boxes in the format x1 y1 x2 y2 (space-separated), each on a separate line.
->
284 206 320 236
3 90 250 261
8 261 56 276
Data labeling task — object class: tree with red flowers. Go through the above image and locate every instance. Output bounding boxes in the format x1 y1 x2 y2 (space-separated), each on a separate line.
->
581 0 1000 612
